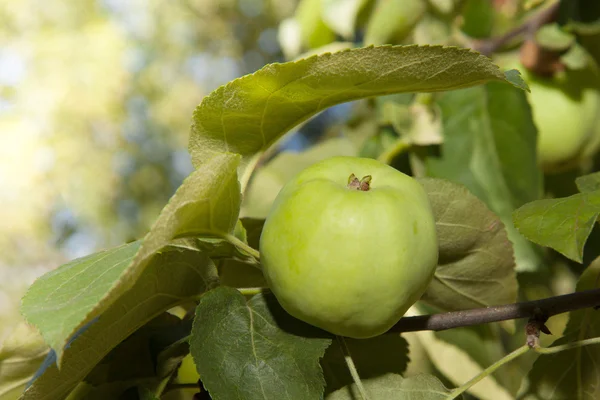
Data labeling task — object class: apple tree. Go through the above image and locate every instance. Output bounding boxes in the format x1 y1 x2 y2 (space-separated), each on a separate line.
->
5 1 600 399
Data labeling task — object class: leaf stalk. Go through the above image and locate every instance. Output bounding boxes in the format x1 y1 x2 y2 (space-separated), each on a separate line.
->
447 345 530 400
534 337 600 355
225 234 261 263
338 336 371 400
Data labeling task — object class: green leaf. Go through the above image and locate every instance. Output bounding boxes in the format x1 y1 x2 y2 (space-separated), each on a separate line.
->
321 0 368 39
217 218 267 288
294 42 357 60
527 257 600 399
218 259 268 288
0 323 48 400
513 191 600 263
405 103 443 146
70 313 188 399
20 241 140 364
503 69 529 92
157 339 192 384
561 42 597 70
326 373 454 399
21 153 241 364
461 0 494 39
364 0 426 45
576 171 600 192
358 127 397 160
84 313 188 387
419 178 518 310
21 248 219 400
190 287 332 400
429 0 456 15
191 237 258 265
426 82 542 272
321 335 408 395
133 152 241 248
240 217 265 249
413 14 452 45
139 387 161 400
535 23 575 51
242 137 357 218
189 45 528 180
196 216 265 263
296 0 336 49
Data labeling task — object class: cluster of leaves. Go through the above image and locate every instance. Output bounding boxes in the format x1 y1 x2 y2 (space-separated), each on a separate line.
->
4 1 600 400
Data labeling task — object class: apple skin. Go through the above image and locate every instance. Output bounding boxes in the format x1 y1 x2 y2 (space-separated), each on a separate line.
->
498 55 600 172
259 156 438 338
526 70 600 172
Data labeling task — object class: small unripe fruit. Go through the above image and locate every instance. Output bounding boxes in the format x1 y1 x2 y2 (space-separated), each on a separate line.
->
527 70 600 172
259 156 438 338
499 55 600 172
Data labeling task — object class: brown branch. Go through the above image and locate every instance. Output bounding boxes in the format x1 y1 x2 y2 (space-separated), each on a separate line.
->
388 288 600 333
471 2 560 56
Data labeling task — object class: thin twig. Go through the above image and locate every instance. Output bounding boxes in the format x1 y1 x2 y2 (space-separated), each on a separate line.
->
338 336 370 400
236 286 600 335
388 288 600 333
534 337 600 355
225 234 261 262
446 345 530 399
471 2 560 55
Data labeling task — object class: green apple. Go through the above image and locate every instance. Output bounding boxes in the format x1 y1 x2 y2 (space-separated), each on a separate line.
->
259 156 438 338
526 69 600 172
498 55 600 172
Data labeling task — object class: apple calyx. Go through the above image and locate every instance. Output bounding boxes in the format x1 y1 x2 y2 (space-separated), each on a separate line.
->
347 173 372 191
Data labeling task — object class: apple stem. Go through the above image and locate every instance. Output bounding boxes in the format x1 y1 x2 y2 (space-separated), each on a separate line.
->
347 174 372 191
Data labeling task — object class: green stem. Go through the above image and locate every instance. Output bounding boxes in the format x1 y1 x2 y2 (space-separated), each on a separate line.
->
338 336 370 400
377 138 411 165
534 337 600 354
226 234 261 263
447 345 530 400
155 376 173 395
238 287 269 296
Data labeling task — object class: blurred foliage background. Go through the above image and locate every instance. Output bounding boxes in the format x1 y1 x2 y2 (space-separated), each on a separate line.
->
0 0 297 339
